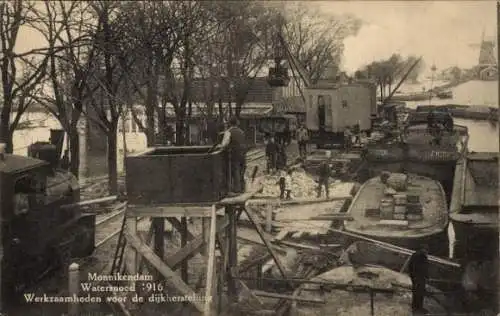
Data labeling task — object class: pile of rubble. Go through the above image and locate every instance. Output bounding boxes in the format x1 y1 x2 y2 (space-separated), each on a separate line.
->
258 168 322 199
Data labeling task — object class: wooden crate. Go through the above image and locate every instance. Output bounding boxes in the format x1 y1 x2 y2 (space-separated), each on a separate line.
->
125 146 229 204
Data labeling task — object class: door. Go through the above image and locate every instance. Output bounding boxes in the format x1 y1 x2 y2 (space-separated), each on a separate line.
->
306 93 318 130
324 95 333 131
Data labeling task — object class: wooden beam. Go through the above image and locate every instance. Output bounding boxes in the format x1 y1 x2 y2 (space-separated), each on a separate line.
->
227 207 238 302
129 216 138 276
217 185 263 206
328 227 461 268
128 206 212 218
242 206 292 286
166 219 229 270
204 205 218 315
125 230 204 313
60 195 118 209
252 290 325 304
181 217 188 283
248 195 352 206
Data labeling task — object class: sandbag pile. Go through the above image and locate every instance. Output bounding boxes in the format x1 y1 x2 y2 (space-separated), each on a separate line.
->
258 169 320 199
380 172 408 192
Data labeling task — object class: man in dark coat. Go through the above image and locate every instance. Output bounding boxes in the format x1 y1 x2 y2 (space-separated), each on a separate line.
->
265 135 278 173
60 149 70 170
217 116 247 194
317 161 331 198
408 245 429 313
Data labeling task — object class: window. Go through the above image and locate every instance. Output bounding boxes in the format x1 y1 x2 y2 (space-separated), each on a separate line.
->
13 173 46 215
342 100 348 108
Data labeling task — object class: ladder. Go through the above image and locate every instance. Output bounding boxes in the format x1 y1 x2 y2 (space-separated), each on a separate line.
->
110 213 128 275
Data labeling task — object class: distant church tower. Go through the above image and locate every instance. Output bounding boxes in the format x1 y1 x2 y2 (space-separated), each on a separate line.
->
477 30 498 80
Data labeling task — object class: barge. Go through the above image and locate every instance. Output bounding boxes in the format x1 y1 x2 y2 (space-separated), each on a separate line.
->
343 173 449 255
449 152 498 256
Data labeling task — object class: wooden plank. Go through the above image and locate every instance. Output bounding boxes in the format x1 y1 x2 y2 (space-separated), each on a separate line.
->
242 206 291 285
181 217 188 282
218 185 263 206
204 205 218 315
125 231 204 313
248 195 352 206
252 290 324 304
278 214 354 221
128 206 212 218
329 227 461 268
61 195 118 209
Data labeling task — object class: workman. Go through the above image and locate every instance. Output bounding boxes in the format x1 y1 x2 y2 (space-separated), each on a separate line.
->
408 245 429 313
344 126 352 151
60 149 70 170
217 116 247 194
265 135 278 174
296 123 310 158
276 141 287 170
443 110 454 132
317 161 331 198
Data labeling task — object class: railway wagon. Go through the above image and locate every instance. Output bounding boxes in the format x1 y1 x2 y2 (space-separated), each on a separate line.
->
0 136 95 309
305 82 377 147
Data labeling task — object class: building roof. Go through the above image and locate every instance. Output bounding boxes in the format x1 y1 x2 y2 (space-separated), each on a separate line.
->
0 154 47 175
172 77 275 104
275 96 306 114
161 103 273 119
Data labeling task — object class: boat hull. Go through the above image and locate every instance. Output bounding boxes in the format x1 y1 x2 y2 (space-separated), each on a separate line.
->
450 218 498 259
342 241 462 291
343 227 449 257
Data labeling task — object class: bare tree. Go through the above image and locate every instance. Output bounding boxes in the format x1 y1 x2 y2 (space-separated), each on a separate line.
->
115 1 184 147
85 1 134 194
281 4 362 82
33 0 97 176
206 1 274 118
0 0 53 153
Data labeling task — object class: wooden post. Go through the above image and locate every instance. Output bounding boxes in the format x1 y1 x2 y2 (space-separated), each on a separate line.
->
370 289 374 316
202 217 210 257
265 205 272 233
129 216 138 276
204 205 218 315
68 263 80 316
227 206 238 303
181 217 188 283
153 217 164 279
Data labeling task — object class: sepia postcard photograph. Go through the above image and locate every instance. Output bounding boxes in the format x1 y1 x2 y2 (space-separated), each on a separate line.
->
0 0 498 315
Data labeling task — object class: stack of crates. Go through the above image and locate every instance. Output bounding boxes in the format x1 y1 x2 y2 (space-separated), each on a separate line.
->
393 194 407 220
406 194 423 220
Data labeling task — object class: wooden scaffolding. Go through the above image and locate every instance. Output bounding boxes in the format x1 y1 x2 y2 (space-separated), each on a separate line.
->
121 184 291 315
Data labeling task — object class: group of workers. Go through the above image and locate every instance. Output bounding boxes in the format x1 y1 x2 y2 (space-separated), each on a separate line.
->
427 109 454 146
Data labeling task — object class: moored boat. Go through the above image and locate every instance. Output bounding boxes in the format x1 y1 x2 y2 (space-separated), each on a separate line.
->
339 241 462 289
449 152 498 257
344 172 449 255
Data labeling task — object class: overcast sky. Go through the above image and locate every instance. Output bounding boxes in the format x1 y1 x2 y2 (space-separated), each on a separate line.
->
17 1 496 76
308 1 496 74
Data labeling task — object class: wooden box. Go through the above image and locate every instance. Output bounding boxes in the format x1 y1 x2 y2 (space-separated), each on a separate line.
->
126 146 229 204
